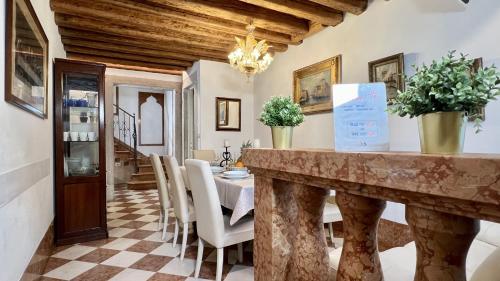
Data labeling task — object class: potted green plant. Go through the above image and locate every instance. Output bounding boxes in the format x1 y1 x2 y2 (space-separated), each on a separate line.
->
390 51 500 154
259 96 304 149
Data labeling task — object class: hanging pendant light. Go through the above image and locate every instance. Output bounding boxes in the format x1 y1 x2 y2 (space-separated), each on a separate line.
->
228 22 274 77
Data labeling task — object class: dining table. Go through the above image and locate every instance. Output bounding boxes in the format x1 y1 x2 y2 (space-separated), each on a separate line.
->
180 166 255 225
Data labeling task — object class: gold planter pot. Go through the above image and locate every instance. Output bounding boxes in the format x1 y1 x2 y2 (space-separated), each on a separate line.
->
417 111 466 154
271 126 293 149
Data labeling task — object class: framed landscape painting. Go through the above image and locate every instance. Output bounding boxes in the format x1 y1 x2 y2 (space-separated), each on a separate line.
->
368 53 405 104
5 0 49 118
293 56 341 115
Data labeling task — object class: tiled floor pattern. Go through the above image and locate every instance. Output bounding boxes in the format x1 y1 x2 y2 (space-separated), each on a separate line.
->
42 189 340 280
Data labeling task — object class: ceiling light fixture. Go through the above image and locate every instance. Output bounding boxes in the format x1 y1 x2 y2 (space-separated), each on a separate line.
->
228 22 273 78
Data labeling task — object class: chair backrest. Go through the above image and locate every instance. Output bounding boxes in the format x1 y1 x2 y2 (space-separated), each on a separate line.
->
185 159 225 248
163 156 191 224
477 221 500 247
193 150 217 162
150 154 169 209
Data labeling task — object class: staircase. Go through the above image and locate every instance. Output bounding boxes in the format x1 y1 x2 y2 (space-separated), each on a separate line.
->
114 104 164 190
114 139 160 190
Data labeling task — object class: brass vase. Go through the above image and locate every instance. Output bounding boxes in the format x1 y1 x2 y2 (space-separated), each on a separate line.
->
271 126 293 149
417 111 466 154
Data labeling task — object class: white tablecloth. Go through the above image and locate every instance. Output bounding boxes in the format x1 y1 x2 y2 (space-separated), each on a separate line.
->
214 175 254 225
179 166 254 225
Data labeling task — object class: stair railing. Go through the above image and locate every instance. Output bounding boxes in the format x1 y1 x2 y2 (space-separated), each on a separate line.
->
113 104 138 173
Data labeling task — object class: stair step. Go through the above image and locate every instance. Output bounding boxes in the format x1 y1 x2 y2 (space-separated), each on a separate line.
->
130 172 156 181
130 158 153 165
127 180 157 190
137 164 165 173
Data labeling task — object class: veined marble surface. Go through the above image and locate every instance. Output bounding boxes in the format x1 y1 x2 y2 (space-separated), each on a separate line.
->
244 149 500 281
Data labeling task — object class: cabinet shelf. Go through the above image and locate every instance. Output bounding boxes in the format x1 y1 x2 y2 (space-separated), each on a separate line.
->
67 106 99 115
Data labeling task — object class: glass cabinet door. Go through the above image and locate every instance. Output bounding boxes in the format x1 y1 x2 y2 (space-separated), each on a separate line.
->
62 72 100 177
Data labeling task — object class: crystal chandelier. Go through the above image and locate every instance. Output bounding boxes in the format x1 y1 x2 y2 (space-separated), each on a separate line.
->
228 23 273 77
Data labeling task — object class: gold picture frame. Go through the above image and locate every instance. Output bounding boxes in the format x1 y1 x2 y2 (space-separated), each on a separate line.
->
368 53 405 104
293 56 341 115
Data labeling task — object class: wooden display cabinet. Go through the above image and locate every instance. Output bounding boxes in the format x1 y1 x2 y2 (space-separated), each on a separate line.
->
54 59 107 245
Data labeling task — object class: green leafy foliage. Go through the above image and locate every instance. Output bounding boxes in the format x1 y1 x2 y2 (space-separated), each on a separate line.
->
259 96 304 127
389 51 500 126
237 140 253 162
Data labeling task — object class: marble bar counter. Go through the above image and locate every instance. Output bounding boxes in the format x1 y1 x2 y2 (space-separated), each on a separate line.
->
243 149 500 281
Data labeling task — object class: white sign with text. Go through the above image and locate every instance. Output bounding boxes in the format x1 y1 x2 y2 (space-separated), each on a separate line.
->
332 83 390 151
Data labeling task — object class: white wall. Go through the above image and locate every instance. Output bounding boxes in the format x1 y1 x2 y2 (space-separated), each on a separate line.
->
198 60 255 158
116 85 171 156
253 0 500 223
0 0 66 280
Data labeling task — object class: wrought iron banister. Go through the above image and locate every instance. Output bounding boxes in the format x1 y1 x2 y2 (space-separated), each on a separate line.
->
113 104 138 173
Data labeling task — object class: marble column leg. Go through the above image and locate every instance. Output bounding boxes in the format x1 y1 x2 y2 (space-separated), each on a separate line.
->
406 206 480 281
254 176 297 281
288 184 330 281
336 192 386 281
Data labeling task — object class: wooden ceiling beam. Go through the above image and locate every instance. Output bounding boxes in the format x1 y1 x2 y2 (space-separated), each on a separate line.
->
67 52 186 74
55 14 232 52
62 38 205 62
94 0 296 45
53 0 235 44
55 14 288 53
236 0 343 26
59 28 229 62
291 21 327 43
64 45 193 67
308 0 367 15
52 0 292 50
141 0 309 35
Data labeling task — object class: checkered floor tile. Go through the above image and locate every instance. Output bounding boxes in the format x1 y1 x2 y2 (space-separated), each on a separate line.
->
42 188 339 280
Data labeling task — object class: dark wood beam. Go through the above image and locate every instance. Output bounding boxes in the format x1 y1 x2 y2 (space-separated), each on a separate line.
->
291 21 327 43
308 0 367 15
237 0 343 26
67 52 186 74
62 38 207 62
93 0 297 45
59 28 230 62
55 14 288 53
64 45 193 67
52 0 234 44
141 0 309 35
55 14 231 51
52 0 292 50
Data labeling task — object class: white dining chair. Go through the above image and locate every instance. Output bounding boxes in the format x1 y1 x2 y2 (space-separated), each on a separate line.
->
193 149 217 162
150 154 171 241
324 191 342 248
185 159 254 281
163 156 196 261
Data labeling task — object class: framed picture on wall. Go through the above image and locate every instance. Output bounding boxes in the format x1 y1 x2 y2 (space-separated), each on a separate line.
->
216 97 241 131
368 53 405 104
5 0 49 118
293 56 342 115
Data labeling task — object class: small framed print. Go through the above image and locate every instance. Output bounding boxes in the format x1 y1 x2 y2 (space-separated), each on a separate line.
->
368 53 405 104
216 97 241 131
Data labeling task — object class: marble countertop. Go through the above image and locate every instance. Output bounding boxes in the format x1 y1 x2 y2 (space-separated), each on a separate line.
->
243 148 500 222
